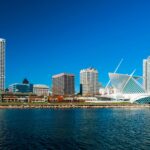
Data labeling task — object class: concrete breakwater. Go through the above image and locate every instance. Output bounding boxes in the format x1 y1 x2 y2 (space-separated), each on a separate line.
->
0 104 150 109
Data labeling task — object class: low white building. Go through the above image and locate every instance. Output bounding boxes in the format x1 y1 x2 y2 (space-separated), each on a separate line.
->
33 84 49 96
99 87 115 95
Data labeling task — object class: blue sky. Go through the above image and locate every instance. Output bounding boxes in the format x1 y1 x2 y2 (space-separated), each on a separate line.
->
0 0 150 91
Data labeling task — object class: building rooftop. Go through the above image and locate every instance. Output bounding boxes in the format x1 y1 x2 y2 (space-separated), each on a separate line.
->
80 67 98 73
0 38 5 42
9 83 31 86
109 72 145 94
33 84 49 88
52 73 74 78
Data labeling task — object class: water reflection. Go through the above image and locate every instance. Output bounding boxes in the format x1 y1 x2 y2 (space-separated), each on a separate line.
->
0 108 149 149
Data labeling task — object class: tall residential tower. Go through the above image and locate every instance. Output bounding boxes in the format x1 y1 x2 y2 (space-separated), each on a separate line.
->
80 67 100 96
143 56 150 93
0 38 5 91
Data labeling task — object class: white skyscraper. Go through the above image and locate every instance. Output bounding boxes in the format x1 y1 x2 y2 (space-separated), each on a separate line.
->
0 38 5 91
143 56 150 93
80 67 100 96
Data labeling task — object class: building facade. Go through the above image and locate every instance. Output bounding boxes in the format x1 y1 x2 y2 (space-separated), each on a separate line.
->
9 83 33 93
109 73 145 94
52 73 75 96
80 68 100 96
108 72 150 104
99 87 115 95
33 84 49 96
0 38 5 91
143 56 150 93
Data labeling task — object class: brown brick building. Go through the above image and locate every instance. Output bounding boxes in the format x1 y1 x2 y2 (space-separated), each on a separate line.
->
52 73 75 96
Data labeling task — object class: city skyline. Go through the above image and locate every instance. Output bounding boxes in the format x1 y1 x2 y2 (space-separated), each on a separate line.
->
1 1 150 150
1 36 149 92
0 0 150 89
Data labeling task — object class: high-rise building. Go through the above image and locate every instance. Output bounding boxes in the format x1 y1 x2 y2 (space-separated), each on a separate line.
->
143 56 150 93
80 67 100 96
0 38 5 91
52 73 75 96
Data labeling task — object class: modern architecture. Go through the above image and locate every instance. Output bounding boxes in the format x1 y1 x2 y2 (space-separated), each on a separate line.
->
9 79 33 93
108 72 150 104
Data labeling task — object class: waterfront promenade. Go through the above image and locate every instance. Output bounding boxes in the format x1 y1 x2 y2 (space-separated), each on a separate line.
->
0 102 149 109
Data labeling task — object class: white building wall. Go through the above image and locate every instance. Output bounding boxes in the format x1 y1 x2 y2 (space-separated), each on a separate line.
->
33 85 49 96
143 57 150 93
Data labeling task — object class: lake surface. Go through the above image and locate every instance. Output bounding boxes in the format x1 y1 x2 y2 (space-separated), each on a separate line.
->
0 108 150 150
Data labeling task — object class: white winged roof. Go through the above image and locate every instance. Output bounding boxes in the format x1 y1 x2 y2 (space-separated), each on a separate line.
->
109 73 145 94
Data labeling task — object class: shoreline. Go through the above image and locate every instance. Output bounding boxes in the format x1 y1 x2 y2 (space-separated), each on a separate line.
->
0 104 150 109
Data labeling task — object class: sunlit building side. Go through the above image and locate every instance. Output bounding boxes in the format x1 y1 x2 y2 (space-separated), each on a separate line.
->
108 73 150 104
80 68 100 96
33 84 49 96
143 56 150 93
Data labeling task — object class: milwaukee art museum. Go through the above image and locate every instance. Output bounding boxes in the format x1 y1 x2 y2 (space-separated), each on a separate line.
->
108 72 150 104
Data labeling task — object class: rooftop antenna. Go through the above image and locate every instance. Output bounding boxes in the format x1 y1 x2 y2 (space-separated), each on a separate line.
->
105 58 123 90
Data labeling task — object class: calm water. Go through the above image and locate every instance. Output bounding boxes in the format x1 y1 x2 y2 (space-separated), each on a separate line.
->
0 108 150 150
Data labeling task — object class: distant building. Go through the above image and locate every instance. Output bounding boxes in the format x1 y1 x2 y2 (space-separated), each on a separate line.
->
33 84 49 96
80 67 100 96
99 87 115 95
2 93 45 103
2 93 30 102
29 95 48 102
9 83 33 93
22 78 29 84
143 56 150 93
0 38 5 91
9 79 33 93
52 73 75 96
